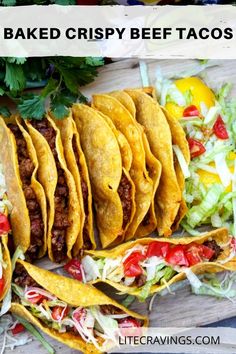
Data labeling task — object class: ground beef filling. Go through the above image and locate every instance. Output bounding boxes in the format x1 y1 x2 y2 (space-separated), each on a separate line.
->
13 263 39 289
118 172 132 228
31 119 69 262
8 124 44 261
72 137 91 249
203 240 222 261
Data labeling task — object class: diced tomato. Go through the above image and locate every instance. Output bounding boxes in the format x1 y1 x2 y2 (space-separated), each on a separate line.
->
11 323 25 335
73 308 86 324
64 259 83 281
146 241 170 258
187 138 206 159
123 252 145 278
119 318 141 336
231 238 236 251
183 105 200 117
185 243 215 266
51 306 69 321
27 292 46 304
213 115 229 140
165 245 189 267
185 244 202 266
123 252 145 267
0 213 10 234
0 278 4 296
200 244 215 260
124 263 143 277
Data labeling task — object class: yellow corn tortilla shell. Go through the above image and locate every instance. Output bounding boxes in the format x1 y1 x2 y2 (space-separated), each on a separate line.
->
108 91 162 237
11 260 148 354
97 111 136 235
72 104 123 248
16 117 47 257
161 107 190 231
98 110 133 172
86 227 236 298
26 115 80 261
0 117 47 257
0 235 11 302
0 116 30 252
53 111 95 254
92 94 153 239
125 89 181 237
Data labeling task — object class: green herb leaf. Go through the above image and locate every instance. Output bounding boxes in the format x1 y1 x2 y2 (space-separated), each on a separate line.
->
2 0 16 5
5 62 25 92
51 0 76 4
50 89 77 119
41 77 59 98
14 315 55 354
0 106 11 118
5 57 26 65
18 94 45 120
121 295 135 308
0 87 5 96
85 57 104 67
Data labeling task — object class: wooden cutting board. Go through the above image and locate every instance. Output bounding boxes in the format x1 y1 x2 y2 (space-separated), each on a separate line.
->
4 59 236 354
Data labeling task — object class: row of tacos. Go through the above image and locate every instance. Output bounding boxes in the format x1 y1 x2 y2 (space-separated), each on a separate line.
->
0 87 189 261
73 88 189 247
0 114 95 263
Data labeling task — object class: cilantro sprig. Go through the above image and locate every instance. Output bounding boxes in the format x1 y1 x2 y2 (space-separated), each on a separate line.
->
0 57 104 120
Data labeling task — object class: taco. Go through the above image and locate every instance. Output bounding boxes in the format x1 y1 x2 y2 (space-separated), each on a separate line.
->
53 111 95 254
11 260 148 353
107 91 162 238
125 89 182 237
0 116 47 260
92 94 160 239
161 107 190 231
25 116 80 262
72 104 135 248
75 228 236 301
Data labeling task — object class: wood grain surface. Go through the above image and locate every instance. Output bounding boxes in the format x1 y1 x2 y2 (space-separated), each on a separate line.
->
4 58 236 354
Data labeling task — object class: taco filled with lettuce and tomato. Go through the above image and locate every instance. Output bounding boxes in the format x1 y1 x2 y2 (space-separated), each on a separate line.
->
64 228 236 301
11 260 148 353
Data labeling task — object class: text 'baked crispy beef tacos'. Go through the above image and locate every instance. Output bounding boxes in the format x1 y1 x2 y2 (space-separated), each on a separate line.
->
72 104 135 248
79 228 236 300
26 115 80 263
11 260 148 354
53 111 95 254
92 94 158 239
125 89 182 237
107 91 162 239
0 116 47 260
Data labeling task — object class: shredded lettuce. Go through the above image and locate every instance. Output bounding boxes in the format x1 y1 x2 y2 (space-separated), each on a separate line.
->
172 145 190 179
233 160 236 236
139 264 166 301
139 60 149 87
183 184 224 229
90 306 119 344
81 255 100 281
203 104 221 125
0 247 25 317
191 272 236 300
